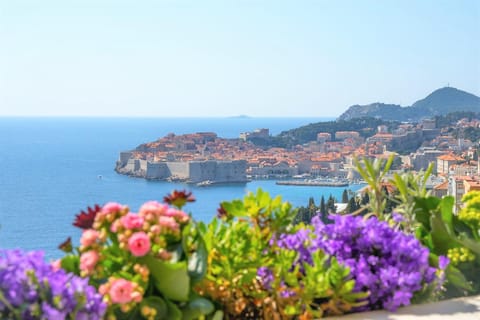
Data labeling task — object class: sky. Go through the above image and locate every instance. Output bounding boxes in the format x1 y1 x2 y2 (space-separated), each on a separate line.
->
1 0 479 117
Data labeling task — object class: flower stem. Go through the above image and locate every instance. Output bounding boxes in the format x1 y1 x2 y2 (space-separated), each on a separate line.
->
0 291 21 320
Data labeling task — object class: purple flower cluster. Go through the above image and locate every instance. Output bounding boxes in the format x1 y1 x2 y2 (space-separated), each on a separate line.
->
0 249 106 320
257 267 274 290
276 215 439 311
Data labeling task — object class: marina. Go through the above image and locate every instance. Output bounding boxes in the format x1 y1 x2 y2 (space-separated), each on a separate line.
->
276 179 350 187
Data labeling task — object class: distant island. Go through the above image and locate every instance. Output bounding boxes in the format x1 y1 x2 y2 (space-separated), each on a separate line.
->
228 115 251 119
116 87 480 186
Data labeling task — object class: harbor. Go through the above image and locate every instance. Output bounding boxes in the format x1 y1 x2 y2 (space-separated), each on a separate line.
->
276 178 350 187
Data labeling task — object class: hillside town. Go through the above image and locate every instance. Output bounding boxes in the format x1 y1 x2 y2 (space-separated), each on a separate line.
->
116 114 480 211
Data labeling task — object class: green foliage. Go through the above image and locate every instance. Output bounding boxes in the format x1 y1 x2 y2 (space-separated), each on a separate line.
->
139 256 190 302
265 117 396 148
341 189 349 203
390 163 433 233
386 167 480 298
411 195 480 298
346 197 360 213
453 126 480 142
327 195 337 213
264 249 367 318
59 199 212 320
196 189 363 319
435 111 479 128
294 206 317 225
196 189 296 318
354 155 394 219
320 196 326 215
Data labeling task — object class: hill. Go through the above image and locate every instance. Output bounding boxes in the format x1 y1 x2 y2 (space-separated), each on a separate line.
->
338 87 480 121
267 117 398 147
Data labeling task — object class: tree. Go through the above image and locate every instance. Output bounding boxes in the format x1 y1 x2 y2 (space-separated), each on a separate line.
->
341 189 349 203
327 195 336 213
320 196 326 215
361 192 370 205
346 197 358 213
308 197 315 209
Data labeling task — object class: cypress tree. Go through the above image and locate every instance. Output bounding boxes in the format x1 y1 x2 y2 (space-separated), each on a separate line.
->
342 189 349 203
327 195 336 213
346 197 356 213
320 196 326 214
308 197 315 209
361 192 370 205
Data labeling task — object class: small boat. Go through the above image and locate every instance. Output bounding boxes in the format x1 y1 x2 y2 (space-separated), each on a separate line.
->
196 180 213 187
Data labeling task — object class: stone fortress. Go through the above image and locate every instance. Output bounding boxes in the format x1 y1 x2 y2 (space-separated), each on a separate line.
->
116 152 247 184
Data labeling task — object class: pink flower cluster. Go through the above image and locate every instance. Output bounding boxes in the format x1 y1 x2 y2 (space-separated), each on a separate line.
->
75 201 190 280
136 201 190 258
75 200 191 311
99 277 143 312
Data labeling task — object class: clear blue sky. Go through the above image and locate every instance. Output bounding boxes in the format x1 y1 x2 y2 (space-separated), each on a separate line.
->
1 0 479 117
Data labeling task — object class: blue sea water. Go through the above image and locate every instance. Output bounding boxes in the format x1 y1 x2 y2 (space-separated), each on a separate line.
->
0 117 363 259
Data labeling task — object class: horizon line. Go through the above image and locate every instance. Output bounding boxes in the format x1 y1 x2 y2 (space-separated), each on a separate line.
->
0 115 339 119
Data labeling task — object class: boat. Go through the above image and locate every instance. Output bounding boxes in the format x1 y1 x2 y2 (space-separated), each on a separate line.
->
275 178 349 187
196 180 213 187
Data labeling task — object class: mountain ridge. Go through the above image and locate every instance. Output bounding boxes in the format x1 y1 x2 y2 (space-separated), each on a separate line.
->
338 87 480 121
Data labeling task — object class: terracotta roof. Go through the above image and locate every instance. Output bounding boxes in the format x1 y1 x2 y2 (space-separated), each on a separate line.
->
433 181 448 190
437 154 462 161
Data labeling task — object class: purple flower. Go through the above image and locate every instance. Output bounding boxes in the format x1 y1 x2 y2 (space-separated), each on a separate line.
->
0 249 106 319
42 302 67 320
280 288 296 298
275 215 438 312
392 212 404 223
439 256 450 270
257 267 274 290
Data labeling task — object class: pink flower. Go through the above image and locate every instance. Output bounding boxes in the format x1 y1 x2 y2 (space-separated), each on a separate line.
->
139 201 168 217
51 259 62 272
99 284 108 295
102 202 123 214
128 232 151 257
80 229 100 247
80 250 99 274
109 278 135 304
165 208 190 223
121 213 144 230
159 216 180 232
110 220 120 233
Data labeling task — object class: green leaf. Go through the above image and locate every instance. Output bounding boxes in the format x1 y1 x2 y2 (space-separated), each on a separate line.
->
140 296 168 319
439 196 454 229
165 299 182 320
211 310 224 320
430 212 456 253
363 159 377 184
423 163 434 186
181 297 214 320
187 245 207 284
139 255 190 302
60 255 79 274
414 196 440 230
221 199 245 218
446 264 473 292
383 155 394 175
456 234 480 256
392 173 407 197
340 280 355 295
182 223 208 284
284 304 299 316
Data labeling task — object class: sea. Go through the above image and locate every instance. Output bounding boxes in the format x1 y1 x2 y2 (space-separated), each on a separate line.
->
0 117 364 260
